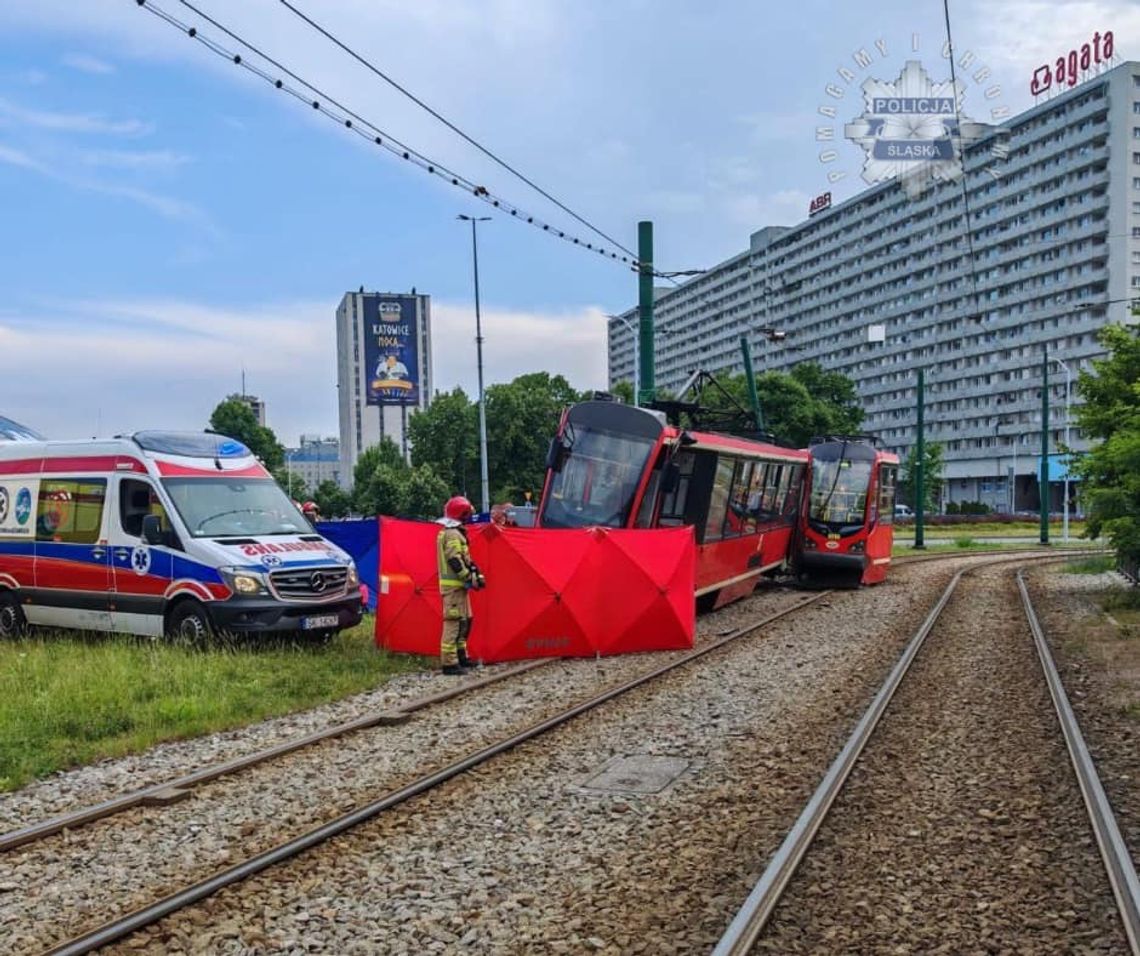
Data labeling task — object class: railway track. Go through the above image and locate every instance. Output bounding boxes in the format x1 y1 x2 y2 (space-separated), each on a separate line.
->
0 548 1097 954
714 556 1138 955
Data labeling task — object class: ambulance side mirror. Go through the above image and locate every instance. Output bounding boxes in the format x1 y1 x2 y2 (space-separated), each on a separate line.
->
141 514 164 546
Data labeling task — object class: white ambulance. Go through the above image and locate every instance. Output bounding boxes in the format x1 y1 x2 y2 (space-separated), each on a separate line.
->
0 431 362 641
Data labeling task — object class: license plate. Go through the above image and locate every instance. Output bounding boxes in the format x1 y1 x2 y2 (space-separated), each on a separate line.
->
302 614 339 630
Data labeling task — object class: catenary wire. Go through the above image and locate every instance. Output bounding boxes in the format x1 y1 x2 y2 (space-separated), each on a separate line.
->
274 0 639 263
134 0 640 270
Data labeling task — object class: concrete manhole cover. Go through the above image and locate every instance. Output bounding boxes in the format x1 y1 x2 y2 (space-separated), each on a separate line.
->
579 755 690 795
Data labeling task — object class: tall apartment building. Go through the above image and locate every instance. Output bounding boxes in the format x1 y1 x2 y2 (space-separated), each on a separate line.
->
336 290 432 488
609 62 1140 512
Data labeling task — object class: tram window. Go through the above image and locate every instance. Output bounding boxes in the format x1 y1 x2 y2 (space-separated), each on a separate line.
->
722 458 750 538
635 454 665 528
879 465 898 525
658 451 694 527
703 457 735 542
744 461 765 527
759 464 782 519
782 464 804 517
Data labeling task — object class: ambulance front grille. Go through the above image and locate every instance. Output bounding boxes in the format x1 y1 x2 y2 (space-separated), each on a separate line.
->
269 567 349 602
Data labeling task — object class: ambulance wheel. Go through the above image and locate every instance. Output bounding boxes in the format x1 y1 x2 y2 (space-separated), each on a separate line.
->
0 592 27 639
167 600 213 646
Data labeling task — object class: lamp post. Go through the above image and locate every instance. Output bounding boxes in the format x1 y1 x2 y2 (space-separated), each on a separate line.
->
606 313 639 402
458 214 492 514
1053 357 1072 543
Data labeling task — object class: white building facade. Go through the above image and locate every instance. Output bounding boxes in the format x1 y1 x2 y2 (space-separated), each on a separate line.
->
610 62 1140 512
336 290 432 488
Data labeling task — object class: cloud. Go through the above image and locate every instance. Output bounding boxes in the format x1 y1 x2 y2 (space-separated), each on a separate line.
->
0 297 609 444
61 53 116 75
79 148 192 171
0 96 151 136
0 141 208 226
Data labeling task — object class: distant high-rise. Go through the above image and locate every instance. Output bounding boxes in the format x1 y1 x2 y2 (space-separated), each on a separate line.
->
227 393 266 427
336 290 432 488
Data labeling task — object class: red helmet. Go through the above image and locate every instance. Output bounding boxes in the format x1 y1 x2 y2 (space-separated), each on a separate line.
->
444 495 475 522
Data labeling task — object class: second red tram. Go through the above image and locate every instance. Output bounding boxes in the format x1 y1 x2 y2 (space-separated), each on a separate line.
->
537 399 809 609
796 436 899 586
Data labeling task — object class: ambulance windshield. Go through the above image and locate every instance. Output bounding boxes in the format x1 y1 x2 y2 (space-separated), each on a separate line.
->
163 477 307 537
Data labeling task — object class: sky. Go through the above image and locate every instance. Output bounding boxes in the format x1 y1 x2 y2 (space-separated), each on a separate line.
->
1 0 1137 444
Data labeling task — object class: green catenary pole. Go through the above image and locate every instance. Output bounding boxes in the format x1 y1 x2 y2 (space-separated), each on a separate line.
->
740 335 764 432
914 367 925 550
1040 352 1050 545
637 221 655 407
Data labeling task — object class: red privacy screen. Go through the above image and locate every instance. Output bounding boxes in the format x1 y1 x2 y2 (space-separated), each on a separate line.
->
376 518 695 663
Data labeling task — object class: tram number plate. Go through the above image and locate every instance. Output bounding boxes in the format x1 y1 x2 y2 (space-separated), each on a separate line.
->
302 614 339 630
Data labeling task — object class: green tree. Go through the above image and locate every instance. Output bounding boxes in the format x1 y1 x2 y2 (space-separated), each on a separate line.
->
402 464 451 520
689 368 864 447
208 398 285 471
357 463 408 518
407 388 479 497
313 480 352 519
484 372 582 502
351 438 405 512
1073 324 1140 567
899 441 945 514
790 362 864 436
610 380 635 406
271 467 309 503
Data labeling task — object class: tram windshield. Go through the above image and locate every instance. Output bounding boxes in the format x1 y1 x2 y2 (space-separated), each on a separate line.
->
541 425 656 529
808 457 872 527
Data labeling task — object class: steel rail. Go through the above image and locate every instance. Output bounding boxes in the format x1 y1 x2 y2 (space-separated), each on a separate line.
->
1018 570 1140 955
1 659 552 853
710 551 1091 956
42 592 833 956
4 545 1082 854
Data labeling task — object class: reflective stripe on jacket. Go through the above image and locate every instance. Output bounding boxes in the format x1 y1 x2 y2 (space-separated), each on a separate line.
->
437 525 473 591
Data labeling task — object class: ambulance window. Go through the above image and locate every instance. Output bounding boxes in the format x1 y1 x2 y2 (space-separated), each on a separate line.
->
119 479 168 537
36 479 106 544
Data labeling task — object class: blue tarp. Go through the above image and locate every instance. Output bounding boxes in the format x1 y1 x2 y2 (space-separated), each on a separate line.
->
315 518 379 610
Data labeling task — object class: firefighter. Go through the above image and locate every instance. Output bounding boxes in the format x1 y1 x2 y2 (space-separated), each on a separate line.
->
437 495 486 674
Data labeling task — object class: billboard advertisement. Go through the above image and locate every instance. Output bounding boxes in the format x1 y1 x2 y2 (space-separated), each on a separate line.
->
363 295 419 406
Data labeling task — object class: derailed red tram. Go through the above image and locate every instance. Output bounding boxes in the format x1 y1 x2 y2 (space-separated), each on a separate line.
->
796 437 898 586
537 399 809 610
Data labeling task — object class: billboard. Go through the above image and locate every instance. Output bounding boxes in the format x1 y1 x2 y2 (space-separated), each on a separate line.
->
363 295 419 406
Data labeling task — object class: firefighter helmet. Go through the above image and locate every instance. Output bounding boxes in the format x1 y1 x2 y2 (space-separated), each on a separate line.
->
301 501 318 515
444 495 475 522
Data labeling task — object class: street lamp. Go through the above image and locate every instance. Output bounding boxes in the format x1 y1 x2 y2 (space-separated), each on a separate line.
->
1053 357 1073 543
606 313 639 401
458 214 492 514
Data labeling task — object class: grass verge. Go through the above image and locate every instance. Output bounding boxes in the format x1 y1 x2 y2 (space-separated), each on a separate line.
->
1066 554 1118 575
0 618 426 793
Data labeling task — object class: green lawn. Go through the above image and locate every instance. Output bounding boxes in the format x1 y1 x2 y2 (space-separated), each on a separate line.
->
895 520 1089 537
0 619 426 793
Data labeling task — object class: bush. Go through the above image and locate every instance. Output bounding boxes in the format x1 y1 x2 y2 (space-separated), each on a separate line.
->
946 502 960 515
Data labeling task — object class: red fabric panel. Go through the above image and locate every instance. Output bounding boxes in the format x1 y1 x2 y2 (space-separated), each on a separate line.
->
375 518 696 662
375 517 441 656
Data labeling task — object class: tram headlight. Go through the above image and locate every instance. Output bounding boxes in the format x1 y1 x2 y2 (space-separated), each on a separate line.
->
849 541 866 554
802 537 817 550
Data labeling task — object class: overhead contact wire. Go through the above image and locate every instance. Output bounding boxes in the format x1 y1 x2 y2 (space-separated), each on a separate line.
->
133 0 639 269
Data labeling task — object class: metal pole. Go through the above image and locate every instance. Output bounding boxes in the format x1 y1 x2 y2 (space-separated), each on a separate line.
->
1062 361 1071 543
637 221 655 406
471 218 490 514
1040 352 1050 545
914 368 925 550
740 335 764 432
1011 436 1017 513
